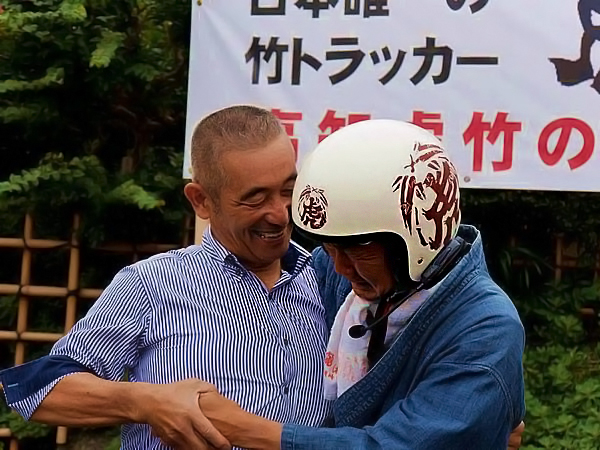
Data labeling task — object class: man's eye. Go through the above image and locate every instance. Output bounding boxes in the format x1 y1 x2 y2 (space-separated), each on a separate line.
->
243 200 264 207
241 195 265 207
282 189 294 197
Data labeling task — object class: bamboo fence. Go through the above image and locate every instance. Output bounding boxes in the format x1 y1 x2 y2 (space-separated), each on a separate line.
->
0 214 194 450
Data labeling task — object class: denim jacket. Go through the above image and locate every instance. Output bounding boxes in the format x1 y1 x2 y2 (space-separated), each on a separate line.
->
284 225 526 450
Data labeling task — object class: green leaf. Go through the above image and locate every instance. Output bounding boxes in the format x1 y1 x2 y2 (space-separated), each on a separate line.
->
0 67 64 94
105 180 165 210
126 63 161 82
58 0 88 23
89 29 126 68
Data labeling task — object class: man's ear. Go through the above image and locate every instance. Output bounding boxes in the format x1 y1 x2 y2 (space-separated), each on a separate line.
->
184 182 213 220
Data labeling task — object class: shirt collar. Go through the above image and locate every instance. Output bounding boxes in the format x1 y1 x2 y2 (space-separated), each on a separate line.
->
201 225 311 279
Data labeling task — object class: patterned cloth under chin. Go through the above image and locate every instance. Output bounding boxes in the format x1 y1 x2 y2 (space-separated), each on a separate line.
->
323 288 430 400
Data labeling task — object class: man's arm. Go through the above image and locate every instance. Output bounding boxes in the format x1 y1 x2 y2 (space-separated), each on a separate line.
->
198 394 523 450
30 373 229 449
279 365 512 450
200 362 518 450
0 359 230 448
30 372 145 426
0 265 231 449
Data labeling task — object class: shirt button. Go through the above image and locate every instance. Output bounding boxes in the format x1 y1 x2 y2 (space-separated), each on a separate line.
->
283 337 289 346
283 386 289 394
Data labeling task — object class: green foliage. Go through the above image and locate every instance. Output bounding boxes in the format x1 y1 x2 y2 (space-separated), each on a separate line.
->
462 190 600 268
522 343 600 450
105 179 164 210
515 282 600 345
2 413 51 440
0 0 193 245
0 151 181 243
0 151 164 211
0 0 192 177
518 282 600 449
0 0 190 448
0 5 192 434
0 296 18 329
0 153 105 198
105 434 122 450
0 151 187 247
497 245 553 294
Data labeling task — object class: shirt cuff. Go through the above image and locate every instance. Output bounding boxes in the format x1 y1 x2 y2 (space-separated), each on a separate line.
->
8 374 71 419
0 355 92 419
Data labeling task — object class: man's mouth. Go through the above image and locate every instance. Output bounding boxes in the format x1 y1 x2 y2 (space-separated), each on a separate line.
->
350 280 371 289
254 230 285 240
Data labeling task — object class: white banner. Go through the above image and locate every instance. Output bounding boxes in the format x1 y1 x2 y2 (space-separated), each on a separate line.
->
184 0 600 192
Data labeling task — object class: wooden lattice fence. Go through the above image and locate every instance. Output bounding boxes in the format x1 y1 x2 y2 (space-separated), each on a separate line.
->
0 214 194 450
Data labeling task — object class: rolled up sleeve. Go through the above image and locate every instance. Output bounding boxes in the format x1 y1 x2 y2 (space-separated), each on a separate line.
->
0 265 150 419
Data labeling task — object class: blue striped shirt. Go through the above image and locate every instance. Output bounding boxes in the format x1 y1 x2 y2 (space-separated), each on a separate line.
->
3 228 332 449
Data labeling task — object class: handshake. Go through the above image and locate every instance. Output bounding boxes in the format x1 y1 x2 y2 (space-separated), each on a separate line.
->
144 378 525 450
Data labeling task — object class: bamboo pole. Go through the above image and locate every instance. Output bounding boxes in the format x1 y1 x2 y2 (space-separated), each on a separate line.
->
64 215 80 332
0 285 102 298
554 234 563 283
0 237 180 253
56 426 68 445
0 331 64 342
0 331 18 340
19 331 63 342
14 215 33 365
0 237 67 249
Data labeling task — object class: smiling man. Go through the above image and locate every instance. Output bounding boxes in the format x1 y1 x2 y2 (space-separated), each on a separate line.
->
0 106 331 450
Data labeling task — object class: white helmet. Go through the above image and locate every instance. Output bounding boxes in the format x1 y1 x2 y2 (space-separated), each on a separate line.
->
292 119 461 282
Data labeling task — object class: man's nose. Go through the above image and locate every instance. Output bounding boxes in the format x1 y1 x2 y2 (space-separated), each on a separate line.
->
265 195 290 226
332 250 357 279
